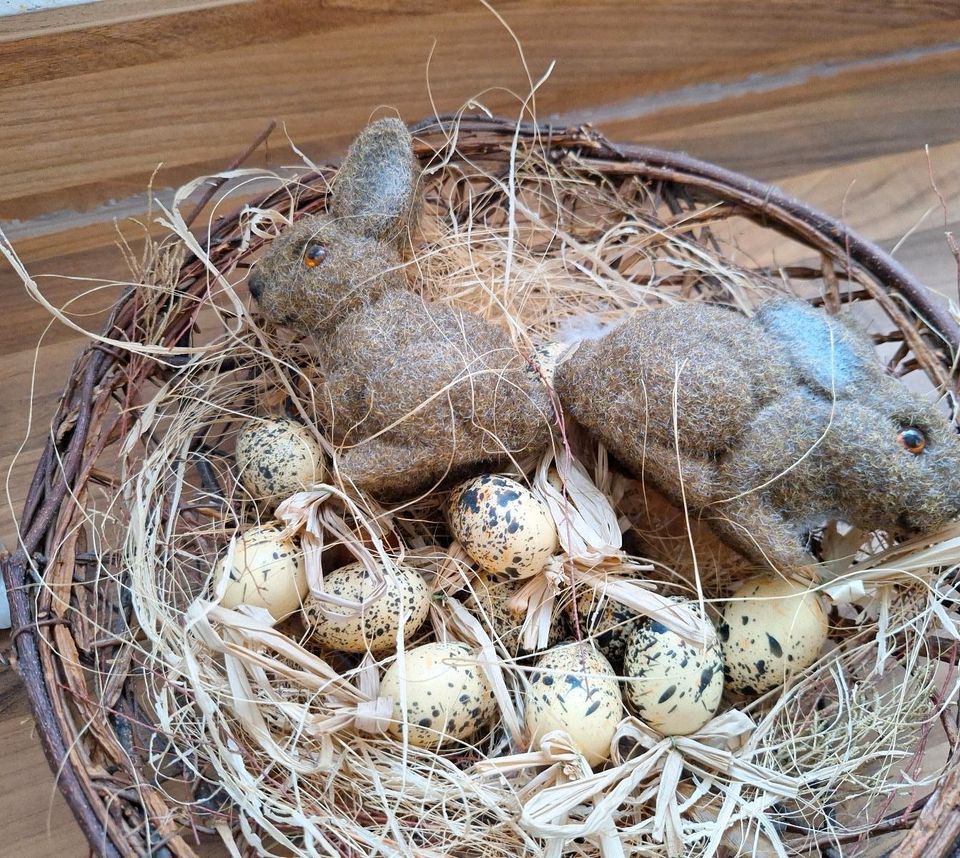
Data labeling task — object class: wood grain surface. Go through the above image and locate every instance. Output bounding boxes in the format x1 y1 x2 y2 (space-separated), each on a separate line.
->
2 1 959 854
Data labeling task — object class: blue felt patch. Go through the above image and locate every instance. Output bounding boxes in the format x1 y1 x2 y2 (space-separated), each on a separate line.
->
758 301 864 393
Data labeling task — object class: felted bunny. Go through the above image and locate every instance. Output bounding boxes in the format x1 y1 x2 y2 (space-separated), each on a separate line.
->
247 119 554 497
555 299 960 571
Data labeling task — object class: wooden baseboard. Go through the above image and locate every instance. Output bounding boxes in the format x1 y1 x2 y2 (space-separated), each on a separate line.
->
0 0 250 41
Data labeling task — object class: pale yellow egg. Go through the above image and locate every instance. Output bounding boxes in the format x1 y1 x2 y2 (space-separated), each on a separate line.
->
720 576 828 695
525 642 622 767
464 572 567 655
523 341 567 386
567 588 642 667
215 526 307 621
380 642 497 748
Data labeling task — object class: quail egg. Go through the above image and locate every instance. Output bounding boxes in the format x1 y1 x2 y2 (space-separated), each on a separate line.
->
235 417 325 507
304 561 431 654
720 576 828 695
215 525 307 621
622 602 724 735
465 572 567 655
525 642 622 767
524 341 567 386
448 475 559 578
380 642 497 748
566 588 642 667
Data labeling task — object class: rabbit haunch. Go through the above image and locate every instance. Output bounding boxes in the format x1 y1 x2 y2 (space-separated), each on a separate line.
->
556 299 960 571
247 118 553 498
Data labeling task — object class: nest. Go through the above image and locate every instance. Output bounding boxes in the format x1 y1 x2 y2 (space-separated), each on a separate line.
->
3 115 960 858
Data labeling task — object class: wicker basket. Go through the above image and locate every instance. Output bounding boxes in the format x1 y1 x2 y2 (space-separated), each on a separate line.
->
3 116 959 857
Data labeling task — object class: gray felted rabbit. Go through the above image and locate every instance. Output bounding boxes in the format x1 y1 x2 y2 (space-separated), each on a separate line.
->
247 119 553 497
555 300 960 571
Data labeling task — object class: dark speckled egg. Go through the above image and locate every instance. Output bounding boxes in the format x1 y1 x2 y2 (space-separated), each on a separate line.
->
380 642 497 748
464 572 568 656
523 341 567 386
566 588 642 668
303 562 431 654
448 475 558 579
623 601 724 735
720 576 828 696
235 417 325 508
525 642 622 766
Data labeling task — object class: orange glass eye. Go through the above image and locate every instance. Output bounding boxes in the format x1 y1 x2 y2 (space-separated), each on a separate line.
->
304 244 327 268
897 427 926 455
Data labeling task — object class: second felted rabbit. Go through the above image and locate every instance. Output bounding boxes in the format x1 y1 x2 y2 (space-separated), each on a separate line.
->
556 300 960 571
247 119 553 497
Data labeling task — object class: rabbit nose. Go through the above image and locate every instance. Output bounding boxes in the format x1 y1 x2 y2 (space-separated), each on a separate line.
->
248 273 264 301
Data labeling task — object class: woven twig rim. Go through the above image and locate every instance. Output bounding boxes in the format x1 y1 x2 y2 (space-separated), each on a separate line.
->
3 115 958 857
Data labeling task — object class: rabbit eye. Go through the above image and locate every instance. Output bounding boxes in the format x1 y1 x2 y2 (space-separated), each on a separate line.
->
897 427 926 455
303 244 327 268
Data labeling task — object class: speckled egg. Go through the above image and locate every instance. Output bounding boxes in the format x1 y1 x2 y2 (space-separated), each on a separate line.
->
303 562 430 654
465 572 567 655
216 526 307 621
235 417 325 506
524 341 567 386
380 642 497 748
566 589 642 668
623 602 724 735
525 642 622 766
720 576 828 696
448 475 559 579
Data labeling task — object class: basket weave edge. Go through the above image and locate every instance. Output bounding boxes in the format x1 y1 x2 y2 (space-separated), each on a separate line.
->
4 114 958 857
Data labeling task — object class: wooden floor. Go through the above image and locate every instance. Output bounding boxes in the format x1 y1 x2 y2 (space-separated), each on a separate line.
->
1 1 959 854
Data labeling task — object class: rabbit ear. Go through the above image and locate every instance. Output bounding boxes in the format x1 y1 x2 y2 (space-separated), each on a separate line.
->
330 118 418 240
756 299 878 395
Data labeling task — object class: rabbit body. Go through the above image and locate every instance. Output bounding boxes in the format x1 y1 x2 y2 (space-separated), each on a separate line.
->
248 119 553 497
556 300 960 570
321 288 553 497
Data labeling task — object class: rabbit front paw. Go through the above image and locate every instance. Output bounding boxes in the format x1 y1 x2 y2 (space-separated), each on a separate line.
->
337 438 458 499
706 493 815 571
